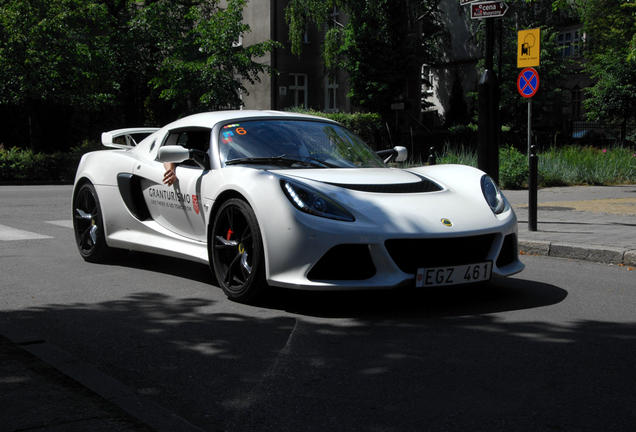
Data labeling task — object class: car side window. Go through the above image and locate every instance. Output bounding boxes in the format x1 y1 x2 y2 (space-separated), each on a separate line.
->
162 128 211 168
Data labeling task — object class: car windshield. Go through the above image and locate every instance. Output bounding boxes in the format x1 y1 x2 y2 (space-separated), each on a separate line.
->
218 120 385 168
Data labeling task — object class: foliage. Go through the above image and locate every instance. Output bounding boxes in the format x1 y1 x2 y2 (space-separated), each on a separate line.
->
539 145 636 186
471 0 572 134
584 52 636 123
0 141 98 182
553 0 636 124
436 144 478 168
0 0 115 108
419 141 636 188
0 0 279 150
146 0 280 114
285 0 446 118
499 146 529 189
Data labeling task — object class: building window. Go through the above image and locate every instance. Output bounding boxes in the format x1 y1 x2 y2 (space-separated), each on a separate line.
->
422 65 434 96
290 74 308 108
558 29 582 58
325 77 338 112
327 7 340 29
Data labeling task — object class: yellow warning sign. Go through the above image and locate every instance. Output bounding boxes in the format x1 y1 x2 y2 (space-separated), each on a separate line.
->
518 28 540 68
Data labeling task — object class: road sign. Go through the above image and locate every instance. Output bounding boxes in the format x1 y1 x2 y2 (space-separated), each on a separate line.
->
518 68 539 98
459 0 480 4
471 2 510 19
518 28 540 68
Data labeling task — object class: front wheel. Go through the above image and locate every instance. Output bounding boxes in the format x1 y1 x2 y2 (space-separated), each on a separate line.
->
210 199 267 303
72 182 116 263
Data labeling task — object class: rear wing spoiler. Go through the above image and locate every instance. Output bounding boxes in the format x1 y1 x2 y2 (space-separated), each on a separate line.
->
101 128 160 149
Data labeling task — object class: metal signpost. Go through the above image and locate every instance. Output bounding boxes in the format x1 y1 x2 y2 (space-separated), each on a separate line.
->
518 65 540 231
465 1 510 185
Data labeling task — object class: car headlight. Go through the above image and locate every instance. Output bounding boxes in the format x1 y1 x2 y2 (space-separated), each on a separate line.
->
481 175 506 214
281 180 355 222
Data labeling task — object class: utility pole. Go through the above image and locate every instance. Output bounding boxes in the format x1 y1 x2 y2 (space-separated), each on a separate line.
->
464 0 511 184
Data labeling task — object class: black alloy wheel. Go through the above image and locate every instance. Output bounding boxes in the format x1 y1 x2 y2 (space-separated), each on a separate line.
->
73 182 115 262
210 199 266 303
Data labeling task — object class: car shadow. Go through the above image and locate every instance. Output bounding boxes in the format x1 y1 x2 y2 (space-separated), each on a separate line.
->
101 250 567 320
254 276 566 320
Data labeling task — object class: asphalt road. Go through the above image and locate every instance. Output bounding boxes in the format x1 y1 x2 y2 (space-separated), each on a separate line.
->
1 185 635 432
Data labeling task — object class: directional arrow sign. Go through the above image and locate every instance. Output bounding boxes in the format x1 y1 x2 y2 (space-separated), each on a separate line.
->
471 1 510 19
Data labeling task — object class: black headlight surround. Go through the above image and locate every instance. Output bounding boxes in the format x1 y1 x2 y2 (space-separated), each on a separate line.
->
280 179 355 222
481 175 507 215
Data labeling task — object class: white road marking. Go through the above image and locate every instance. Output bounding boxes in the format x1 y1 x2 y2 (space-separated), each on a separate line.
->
0 224 53 241
45 220 74 229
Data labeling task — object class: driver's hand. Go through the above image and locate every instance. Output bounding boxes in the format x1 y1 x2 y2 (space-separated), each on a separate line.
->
163 163 177 186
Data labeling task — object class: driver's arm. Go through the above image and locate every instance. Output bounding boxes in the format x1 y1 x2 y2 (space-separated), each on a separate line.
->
163 162 177 186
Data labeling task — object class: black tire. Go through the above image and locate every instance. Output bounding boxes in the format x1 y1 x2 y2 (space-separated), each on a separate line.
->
210 199 267 303
72 182 116 263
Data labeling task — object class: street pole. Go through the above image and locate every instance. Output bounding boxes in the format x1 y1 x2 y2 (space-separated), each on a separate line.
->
529 144 538 231
477 18 500 184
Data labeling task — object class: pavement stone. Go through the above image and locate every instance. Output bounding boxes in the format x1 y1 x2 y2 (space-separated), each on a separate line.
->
506 184 636 266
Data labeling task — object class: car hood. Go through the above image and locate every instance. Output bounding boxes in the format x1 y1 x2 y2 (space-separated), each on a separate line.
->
279 168 415 184
278 168 440 192
271 166 516 235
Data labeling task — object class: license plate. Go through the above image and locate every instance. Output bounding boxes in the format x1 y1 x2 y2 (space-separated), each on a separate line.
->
416 261 492 288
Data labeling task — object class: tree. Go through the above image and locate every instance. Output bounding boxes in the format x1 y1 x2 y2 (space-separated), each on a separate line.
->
143 0 280 115
554 0 636 127
0 0 116 150
285 0 445 123
580 0 636 125
0 0 280 150
584 51 636 122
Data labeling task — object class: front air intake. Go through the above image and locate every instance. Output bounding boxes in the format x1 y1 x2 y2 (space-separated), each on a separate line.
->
308 244 376 281
385 234 496 274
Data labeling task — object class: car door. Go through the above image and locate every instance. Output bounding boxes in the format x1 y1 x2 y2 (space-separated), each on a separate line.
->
137 128 211 242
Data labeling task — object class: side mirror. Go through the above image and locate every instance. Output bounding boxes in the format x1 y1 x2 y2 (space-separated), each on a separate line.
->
377 146 408 164
158 146 208 169
394 146 407 162
158 146 191 163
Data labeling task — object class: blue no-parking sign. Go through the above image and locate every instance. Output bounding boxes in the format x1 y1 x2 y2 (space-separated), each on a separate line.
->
517 68 539 98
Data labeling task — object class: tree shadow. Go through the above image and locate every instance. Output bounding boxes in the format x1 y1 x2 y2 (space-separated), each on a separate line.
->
5 270 634 432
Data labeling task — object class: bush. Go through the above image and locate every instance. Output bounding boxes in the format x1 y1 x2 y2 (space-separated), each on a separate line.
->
0 141 100 183
499 146 529 189
429 143 636 187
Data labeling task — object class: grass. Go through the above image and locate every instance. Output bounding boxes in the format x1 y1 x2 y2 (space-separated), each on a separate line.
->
405 144 636 189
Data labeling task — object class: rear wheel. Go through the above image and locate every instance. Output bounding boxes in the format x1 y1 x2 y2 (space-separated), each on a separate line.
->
73 182 115 263
210 199 266 303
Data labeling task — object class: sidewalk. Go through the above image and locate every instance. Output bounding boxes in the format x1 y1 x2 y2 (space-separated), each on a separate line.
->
505 184 636 266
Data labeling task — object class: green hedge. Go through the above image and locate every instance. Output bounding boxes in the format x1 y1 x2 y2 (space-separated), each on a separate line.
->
0 142 100 183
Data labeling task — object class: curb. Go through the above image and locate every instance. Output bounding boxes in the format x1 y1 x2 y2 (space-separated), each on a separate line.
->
519 240 636 266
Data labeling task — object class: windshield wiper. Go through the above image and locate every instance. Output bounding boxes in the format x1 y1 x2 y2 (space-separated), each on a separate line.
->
225 155 337 168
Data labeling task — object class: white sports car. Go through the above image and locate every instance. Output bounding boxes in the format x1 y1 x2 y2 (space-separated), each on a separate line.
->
72 110 524 303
